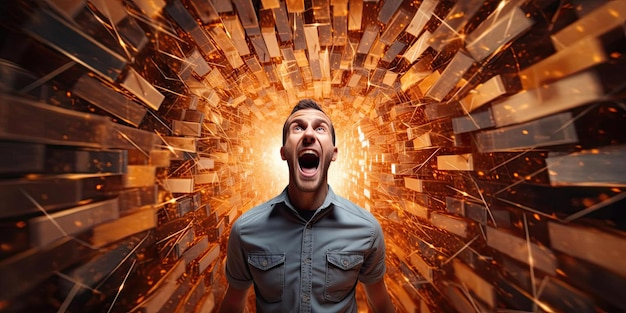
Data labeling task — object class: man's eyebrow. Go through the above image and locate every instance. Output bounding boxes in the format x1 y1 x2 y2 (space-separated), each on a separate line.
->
288 117 331 126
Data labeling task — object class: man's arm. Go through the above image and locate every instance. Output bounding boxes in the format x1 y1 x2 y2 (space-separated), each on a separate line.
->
217 285 250 313
363 279 395 313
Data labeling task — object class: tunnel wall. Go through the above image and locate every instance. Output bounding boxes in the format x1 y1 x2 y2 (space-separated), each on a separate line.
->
0 0 625 312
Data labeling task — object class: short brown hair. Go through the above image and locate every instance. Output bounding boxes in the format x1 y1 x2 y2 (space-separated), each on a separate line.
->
282 99 336 145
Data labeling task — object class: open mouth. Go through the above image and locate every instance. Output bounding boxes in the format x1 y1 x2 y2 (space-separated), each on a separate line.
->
298 150 320 176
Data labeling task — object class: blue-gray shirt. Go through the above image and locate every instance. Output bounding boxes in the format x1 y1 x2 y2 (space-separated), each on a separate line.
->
224 186 387 313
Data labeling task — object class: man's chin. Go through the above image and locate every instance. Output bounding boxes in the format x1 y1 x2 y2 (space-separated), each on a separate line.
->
295 179 323 193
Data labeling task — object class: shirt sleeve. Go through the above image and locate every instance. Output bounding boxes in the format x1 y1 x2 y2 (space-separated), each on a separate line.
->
224 219 254 290
358 218 387 284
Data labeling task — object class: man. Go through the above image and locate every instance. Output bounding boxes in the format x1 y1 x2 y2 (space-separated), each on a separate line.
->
218 99 395 313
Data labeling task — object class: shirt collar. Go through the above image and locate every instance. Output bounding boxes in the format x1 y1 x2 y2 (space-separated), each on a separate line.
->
269 185 338 213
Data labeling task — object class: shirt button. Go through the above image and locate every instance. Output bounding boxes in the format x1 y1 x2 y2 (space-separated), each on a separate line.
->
262 260 268 267
305 258 311 264
342 259 349 266
302 295 309 302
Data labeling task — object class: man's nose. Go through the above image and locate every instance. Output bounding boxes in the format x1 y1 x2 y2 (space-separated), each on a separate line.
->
302 127 315 144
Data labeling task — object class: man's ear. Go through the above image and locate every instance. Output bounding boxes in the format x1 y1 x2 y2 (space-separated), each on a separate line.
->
280 146 287 160
331 147 338 162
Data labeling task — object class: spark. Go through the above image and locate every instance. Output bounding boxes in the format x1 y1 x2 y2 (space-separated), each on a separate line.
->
86 3 133 62
565 192 626 222
56 283 81 313
96 232 151 290
106 259 137 313
115 128 150 158
467 176 497 227
493 167 548 196
19 189 97 250
442 235 479 265
19 61 75 94
523 213 538 312
496 197 554 220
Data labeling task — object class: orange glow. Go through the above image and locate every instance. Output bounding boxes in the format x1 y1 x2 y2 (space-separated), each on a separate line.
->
248 115 289 207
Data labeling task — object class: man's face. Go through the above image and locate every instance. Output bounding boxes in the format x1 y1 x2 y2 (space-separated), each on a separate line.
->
280 109 337 193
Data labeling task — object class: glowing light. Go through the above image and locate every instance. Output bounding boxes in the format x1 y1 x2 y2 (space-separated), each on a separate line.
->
249 124 289 206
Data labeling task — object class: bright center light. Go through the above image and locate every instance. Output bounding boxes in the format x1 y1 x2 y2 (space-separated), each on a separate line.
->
249 125 288 207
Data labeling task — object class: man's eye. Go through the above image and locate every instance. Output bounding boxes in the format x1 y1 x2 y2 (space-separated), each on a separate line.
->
294 125 304 131
316 127 326 133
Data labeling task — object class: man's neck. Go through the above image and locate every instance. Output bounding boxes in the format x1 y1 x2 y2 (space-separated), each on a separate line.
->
287 184 328 211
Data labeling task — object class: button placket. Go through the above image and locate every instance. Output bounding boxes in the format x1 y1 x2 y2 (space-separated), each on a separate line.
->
300 223 314 313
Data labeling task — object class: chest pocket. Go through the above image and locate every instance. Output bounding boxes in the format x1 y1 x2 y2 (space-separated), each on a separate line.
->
324 252 364 302
247 253 285 303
